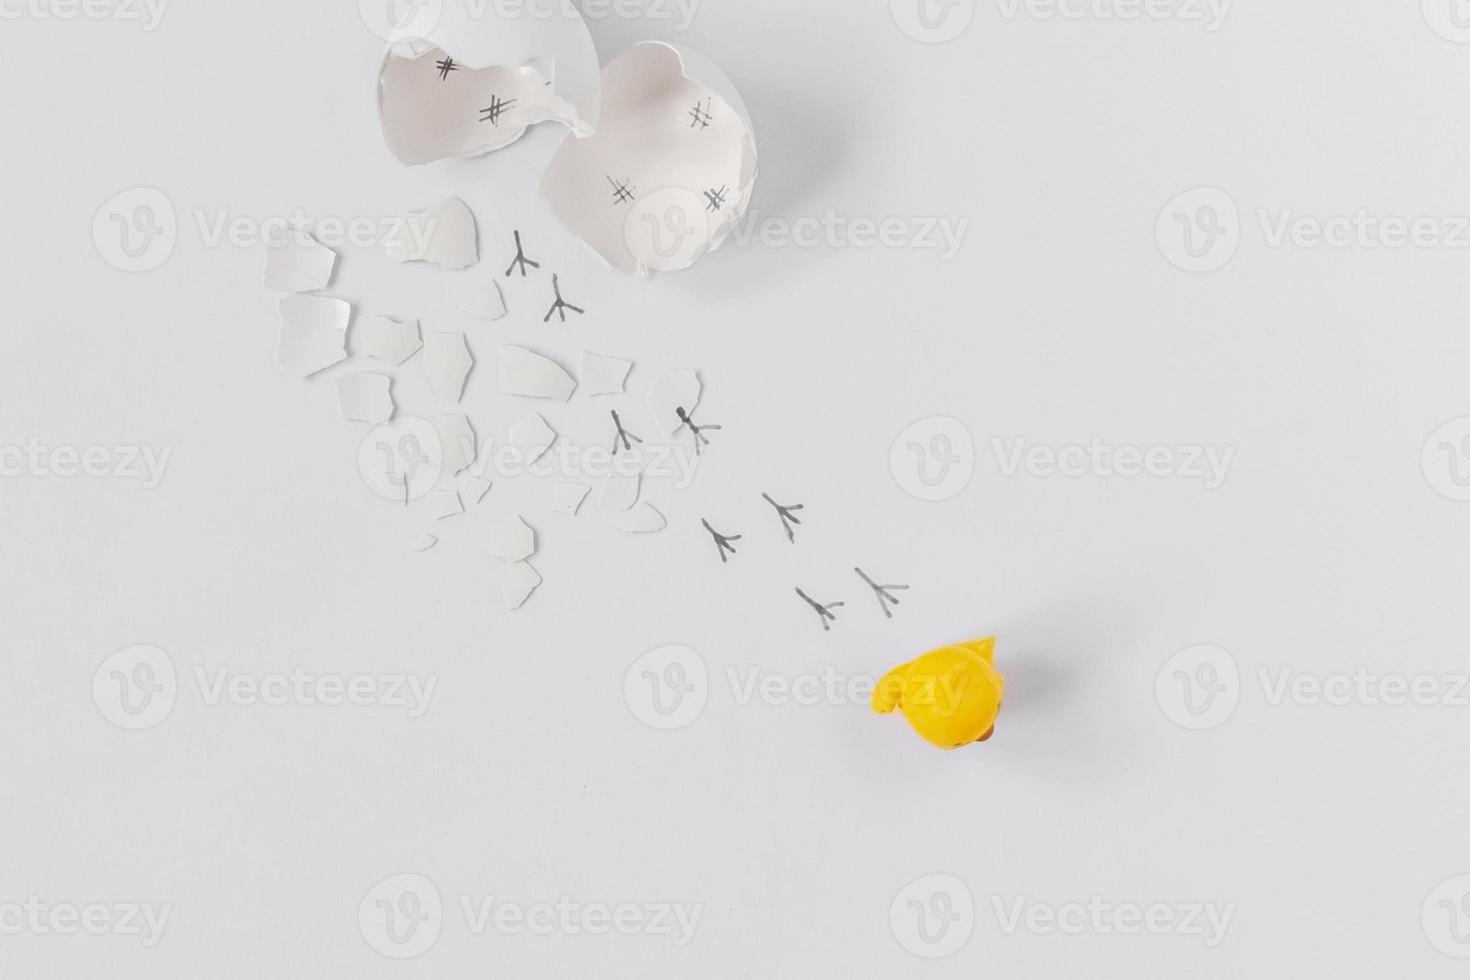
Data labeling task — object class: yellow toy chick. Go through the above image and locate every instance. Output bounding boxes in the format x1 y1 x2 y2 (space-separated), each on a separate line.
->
873 638 1005 749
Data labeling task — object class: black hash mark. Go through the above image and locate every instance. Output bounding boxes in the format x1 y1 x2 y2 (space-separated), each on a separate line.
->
480 95 517 125
608 177 636 205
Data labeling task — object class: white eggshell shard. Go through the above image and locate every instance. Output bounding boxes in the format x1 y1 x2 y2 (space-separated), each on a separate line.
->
508 413 557 466
377 0 600 166
358 315 422 366
504 560 542 611
487 514 536 564
277 295 350 378
540 42 758 277
422 332 474 403
335 373 395 424
432 414 478 476
385 198 477 269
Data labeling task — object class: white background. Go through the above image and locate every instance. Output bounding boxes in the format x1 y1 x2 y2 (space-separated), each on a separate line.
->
4 0 1470 976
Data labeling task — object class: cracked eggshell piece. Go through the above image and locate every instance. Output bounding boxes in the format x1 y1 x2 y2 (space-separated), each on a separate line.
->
335 373 395 423
488 513 536 563
580 352 632 396
498 345 576 401
647 368 701 437
428 490 464 521
263 230 336 292
463 475 493 505
552 482 590 516
540 41 758 277
431 414 478 476
423 332 474 403
385 197 478 269
504 560 542 611
508 413 557 466
277 295 350 378
608 501 666 534
599 453 641 512
377 0 600 166
413 532 439 552
358 315 422 365
460 278 507 322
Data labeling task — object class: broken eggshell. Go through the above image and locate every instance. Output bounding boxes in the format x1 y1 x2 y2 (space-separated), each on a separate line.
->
540 41 758 277
377 0 600 166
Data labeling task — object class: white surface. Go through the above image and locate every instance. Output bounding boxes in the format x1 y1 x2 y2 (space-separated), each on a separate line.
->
3 2 1470 979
